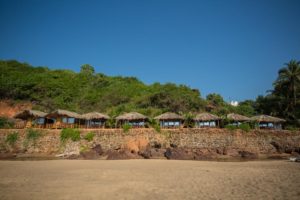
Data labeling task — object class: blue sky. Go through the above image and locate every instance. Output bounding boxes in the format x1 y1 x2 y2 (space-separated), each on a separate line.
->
0 0 300 101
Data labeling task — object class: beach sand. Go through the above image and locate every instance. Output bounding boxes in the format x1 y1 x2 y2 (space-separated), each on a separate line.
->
0 160 299 200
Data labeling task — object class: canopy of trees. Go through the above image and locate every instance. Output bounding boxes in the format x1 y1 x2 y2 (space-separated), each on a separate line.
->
0 59 299 127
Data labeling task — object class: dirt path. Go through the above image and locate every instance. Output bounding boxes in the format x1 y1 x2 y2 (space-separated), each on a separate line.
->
0 160 299 200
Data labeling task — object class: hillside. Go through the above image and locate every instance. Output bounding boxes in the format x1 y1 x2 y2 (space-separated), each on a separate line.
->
0 60 211 117
1 59 299 127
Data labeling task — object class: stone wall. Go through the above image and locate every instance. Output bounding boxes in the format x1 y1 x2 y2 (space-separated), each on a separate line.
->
0 128 300 157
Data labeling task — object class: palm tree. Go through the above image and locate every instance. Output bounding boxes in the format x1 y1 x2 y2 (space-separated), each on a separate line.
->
274 60 300 108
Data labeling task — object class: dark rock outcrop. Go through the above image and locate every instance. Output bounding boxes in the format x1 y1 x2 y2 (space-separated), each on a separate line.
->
238 151 258 159
106 149 142 160
80 144 103 159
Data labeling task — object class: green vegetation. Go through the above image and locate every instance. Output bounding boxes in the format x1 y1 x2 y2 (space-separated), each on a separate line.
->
225 124 238 131
183 113 195 128
84 132 95 142
239 123 251 132
225 123 251 132
254 60 300 127
152 123 161 133
79 145 89 153
122 123 131 133
60 128 81 143
0 59 300 127
5 131 18 146
0 117 14 128
26 129 42 142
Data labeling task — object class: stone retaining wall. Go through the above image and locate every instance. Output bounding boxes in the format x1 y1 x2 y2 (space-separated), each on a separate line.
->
0 128 299 156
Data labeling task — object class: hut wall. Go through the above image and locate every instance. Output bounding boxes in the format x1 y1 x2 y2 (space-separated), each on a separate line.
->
159 120 181 128
85 119 106 128
195 121 217 128
118 120 146 128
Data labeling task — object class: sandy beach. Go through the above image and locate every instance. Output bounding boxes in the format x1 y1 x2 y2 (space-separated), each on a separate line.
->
0 160 299 200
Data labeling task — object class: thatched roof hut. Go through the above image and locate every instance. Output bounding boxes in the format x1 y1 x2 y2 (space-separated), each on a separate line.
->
250 115 285 123
154 112 184 120
194 112 220 121
116 112 148 121
14 110 47 120
46 109 82 119
81 112 110 120
227 113 250 121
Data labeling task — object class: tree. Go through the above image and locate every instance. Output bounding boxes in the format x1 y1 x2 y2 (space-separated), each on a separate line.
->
80 64 95 76
206 93 225 106
274 60 300 108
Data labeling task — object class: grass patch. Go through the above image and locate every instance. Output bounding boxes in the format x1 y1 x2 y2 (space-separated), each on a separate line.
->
0 117 14 128
225 124 238 131
152 123 161 133
239 123 251 132
285 125 298 132
122 123 131 133
161 130 172 139
5 131 18 146
84 132 95 142
80 145 89 153
60 128 81 143
26 129 42 142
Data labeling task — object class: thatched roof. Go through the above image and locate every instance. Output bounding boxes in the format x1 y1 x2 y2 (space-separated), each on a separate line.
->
81 112 110 120
46 109 82 119
154 112 184 120
116 112 148 121
14 110 47 120
250 115 285 123
194 112 220 121
227 113 250 121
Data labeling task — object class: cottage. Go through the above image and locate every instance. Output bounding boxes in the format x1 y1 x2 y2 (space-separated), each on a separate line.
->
45 109 83 129
14 110 47 128
226 113 250 126
116 112 148 128
250 115 285 130
194 112 220 128
154 112 184 128
81 112 110 128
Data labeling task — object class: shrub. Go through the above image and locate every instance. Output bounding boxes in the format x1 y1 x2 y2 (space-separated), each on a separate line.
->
5 131 18 146
152 123 161 133
285 125 298 131
0 117 14 128
80 145 89 153
183 113 195 128
84 132 95 142
239 123 251 132
26 129 42 142
122 123 131 133
225 124 238 131
60 128 81 143
105 118 116 128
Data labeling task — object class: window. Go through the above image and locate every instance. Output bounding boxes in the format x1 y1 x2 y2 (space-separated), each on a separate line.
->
35 118 45 125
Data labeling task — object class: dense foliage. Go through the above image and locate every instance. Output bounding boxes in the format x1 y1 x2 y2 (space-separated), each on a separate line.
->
0 59 299 127
60 128 81 143
253 60 300 126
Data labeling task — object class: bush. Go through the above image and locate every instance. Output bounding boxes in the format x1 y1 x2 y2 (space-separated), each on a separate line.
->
152 123 161 133
285 125 298 131
225 124 238 131
239 123 251 132
26 129 42 142
0 117 14 128
60 128 81 143
80 145 89 153
122 123 131 133
5 131 18 146
84 132 95 142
